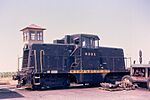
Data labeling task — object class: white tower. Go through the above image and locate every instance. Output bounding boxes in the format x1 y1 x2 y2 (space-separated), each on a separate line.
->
20 24 46 45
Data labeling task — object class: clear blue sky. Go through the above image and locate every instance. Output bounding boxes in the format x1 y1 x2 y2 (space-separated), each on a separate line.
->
0 0 150 72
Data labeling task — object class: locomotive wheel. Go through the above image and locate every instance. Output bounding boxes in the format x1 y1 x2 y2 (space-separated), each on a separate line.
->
147 79 150 91
89 83 100 87
122 75 133 85
64 79 70 87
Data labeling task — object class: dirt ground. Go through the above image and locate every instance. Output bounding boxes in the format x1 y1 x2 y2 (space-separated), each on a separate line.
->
0 78 150 100
0 82 150 100
0 77 17 85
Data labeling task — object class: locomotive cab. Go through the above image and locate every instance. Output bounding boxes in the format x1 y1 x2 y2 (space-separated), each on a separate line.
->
80 34 100 48
54 34 100 48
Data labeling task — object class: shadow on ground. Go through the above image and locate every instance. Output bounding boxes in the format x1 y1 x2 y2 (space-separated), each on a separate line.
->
26 84 100 91
0 88 24 99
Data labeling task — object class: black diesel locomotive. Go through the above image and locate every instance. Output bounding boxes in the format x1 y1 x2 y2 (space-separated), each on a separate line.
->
14 34 129 89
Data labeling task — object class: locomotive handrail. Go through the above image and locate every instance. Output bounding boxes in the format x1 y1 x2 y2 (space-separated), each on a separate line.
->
70 45 79 56
34 50 38 73
40 50 45 73
71 62 80 68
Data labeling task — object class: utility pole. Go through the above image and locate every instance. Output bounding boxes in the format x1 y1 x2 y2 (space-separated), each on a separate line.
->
139 50 142 64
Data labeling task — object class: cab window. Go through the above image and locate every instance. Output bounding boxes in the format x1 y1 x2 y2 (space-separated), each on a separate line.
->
82 37 99 48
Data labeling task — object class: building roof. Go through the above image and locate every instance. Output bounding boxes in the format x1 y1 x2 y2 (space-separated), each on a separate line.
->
20 24 46 31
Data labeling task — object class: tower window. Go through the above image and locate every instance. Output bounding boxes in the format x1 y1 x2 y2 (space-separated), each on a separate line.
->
23 32 29 41
31 33 36 40
37 31 43 41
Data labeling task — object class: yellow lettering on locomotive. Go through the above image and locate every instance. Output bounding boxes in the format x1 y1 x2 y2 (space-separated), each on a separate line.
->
69 70 110 73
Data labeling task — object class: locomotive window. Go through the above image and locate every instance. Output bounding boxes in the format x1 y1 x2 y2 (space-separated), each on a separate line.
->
82 41 86 47
82 37 99 48
95 40 99 48
74 38 80 45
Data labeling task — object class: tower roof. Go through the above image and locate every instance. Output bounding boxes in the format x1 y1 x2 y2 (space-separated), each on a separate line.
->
20 24 46 31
